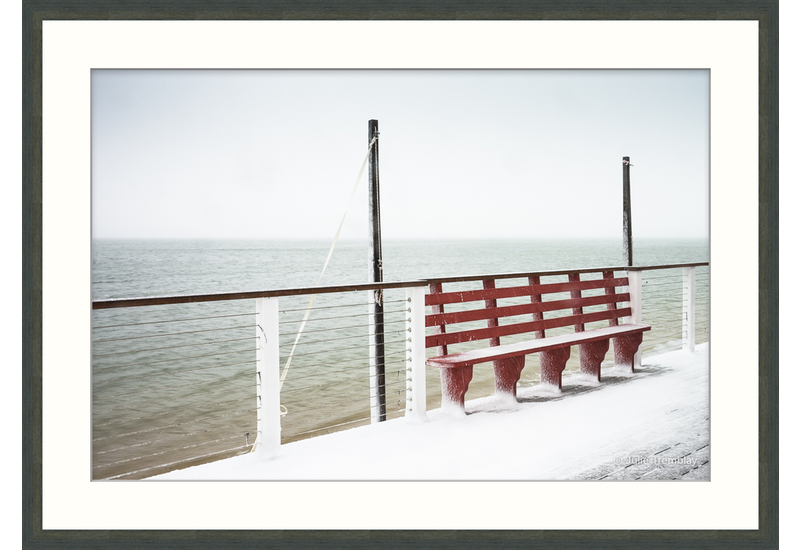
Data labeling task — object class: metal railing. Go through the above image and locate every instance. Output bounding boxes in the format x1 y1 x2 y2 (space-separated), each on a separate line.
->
91 262 707 479
274 288 414 443
92 280 428 480
638 264 709 355
92 300 259 480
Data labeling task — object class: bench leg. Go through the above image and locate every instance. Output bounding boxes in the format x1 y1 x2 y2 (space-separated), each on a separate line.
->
613 333 644 373
439 365 474 412
493 356 526 400
539 347 571 390
579 339 610 382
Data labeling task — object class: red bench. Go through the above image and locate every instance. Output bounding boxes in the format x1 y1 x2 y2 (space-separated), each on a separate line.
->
425 270 650 411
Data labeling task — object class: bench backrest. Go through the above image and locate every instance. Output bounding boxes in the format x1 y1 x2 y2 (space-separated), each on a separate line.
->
425 270 632 355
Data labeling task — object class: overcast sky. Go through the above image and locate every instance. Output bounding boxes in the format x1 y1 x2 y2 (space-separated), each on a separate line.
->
91 69 708 241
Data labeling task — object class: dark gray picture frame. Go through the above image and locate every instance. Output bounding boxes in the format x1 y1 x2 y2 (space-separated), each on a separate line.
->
21 1 779 548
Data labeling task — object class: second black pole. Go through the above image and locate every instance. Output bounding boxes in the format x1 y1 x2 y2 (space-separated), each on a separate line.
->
368 119 386 422
622 156 633 267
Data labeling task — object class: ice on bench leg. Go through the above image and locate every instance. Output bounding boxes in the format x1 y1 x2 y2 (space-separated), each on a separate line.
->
539 347 571 391
439 365 473 414
579 339 610 382
493 355 525 402
613 332 644 373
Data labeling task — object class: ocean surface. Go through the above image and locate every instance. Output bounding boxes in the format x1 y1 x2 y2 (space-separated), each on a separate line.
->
92 238 708 299
91 238 709 479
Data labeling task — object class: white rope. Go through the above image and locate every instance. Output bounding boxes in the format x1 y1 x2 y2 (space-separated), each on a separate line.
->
279 135 379 391
250 136 378 454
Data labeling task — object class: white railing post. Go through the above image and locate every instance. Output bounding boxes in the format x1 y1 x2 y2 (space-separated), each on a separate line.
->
405 286 428 422
628 269 643 369
256 297 281 458
683 266 696 352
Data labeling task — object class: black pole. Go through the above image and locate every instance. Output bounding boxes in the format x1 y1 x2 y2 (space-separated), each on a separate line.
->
622 156 633 267
368 120 386 422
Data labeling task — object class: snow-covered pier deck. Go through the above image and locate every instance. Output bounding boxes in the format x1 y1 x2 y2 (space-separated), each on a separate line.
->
151 343 708 481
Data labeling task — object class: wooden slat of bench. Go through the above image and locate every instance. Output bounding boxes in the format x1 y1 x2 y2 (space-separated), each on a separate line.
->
425 307 633 349
483 279 501 347
604 270 620 327
429 281 448 356
424 276 629 306
529 275 545 338
426 323 651 368
425 292 631 327
569 273 585 332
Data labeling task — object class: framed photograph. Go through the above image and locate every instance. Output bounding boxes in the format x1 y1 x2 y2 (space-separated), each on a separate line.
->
22 1 778 548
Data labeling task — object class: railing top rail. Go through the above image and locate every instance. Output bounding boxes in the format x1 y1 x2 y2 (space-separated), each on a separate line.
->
628 262 709 272
91 262 708 310
92 280 429 310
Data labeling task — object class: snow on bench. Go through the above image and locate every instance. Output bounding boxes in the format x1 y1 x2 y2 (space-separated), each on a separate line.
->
425 270 651 411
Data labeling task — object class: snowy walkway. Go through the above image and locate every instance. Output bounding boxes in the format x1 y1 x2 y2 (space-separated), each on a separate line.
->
150 344 709 481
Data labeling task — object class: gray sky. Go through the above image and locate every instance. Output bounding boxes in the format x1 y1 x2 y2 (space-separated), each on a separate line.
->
92 69 709 241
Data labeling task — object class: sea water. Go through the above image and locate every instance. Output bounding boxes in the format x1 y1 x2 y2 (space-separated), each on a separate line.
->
91 238 708 479
92 238 708 299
